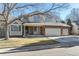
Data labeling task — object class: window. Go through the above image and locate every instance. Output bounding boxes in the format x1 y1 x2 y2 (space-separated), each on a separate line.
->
28 17 34 23
45 16 52 22
19 25 21 31
11 25 21 31
29 15 41 23
33 15 40 23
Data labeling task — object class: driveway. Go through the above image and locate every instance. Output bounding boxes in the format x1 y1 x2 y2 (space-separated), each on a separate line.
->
48 35 79 42
0 36 79 56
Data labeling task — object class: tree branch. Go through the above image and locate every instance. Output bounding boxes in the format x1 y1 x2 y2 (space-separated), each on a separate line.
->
15 4 37 9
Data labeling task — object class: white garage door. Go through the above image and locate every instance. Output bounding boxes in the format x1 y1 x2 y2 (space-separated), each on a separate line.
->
45 28 61 36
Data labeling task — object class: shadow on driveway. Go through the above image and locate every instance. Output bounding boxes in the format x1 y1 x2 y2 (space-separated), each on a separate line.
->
1 36 79 54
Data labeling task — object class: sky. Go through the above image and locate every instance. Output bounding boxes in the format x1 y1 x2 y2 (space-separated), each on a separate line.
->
60 3 79 20
0 3 79 20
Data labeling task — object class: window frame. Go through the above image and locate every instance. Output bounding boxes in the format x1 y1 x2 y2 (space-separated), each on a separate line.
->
11 24 21 32
29 15 42 23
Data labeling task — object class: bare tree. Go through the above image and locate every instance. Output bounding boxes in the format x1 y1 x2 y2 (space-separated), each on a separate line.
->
0 3 69 40
67 8 79 22
67 18 72 34
0 3 39 40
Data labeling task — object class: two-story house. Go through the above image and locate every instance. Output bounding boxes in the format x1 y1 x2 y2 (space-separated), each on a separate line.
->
8 12 70 37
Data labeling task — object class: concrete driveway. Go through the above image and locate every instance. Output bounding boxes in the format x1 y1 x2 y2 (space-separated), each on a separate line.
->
0 36 79 56
48 35 79 42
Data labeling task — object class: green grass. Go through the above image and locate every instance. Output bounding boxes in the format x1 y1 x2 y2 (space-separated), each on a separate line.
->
0 38 58 49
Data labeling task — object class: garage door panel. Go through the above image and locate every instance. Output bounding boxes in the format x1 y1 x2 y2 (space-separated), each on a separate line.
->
45 28 61 36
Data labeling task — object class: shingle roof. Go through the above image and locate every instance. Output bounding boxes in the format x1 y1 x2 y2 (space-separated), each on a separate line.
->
23 23 70 27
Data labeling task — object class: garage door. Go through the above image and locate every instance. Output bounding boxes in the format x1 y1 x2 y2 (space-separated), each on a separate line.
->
45 28 61 36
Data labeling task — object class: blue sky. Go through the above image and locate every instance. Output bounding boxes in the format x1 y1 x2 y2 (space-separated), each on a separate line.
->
10 3 79 20
60 3 79 20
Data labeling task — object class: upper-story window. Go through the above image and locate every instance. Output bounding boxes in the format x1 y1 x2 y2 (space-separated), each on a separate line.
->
29 15 42 23
33 15 40 23
45 16 53 22
45 15 60 23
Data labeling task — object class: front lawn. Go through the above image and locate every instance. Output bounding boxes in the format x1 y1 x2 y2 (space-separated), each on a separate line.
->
0 37 58 49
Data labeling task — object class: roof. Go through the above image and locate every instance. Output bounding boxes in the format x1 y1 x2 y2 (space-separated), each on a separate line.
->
8 18 23 24
23 23 70 27
22 11 44 17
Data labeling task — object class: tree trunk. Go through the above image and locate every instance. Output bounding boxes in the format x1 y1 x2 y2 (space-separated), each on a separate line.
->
5 21 9 40
5 26 9 40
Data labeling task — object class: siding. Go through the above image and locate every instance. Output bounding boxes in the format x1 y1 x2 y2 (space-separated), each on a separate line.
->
62 28 69 35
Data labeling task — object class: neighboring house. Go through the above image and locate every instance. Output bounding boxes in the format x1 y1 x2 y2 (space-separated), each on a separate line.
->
8 12 70 37
71 23 78 34
71 22 79 35
68 14 79 35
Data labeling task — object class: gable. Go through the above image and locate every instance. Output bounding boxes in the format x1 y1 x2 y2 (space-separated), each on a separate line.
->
10 19 23 25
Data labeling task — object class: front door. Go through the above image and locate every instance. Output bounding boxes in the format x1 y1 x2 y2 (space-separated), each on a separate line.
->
33 27 40 35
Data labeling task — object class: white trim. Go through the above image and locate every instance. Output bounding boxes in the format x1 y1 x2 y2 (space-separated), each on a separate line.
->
10 24 22 36
11 24 21 31
23 26 25 37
